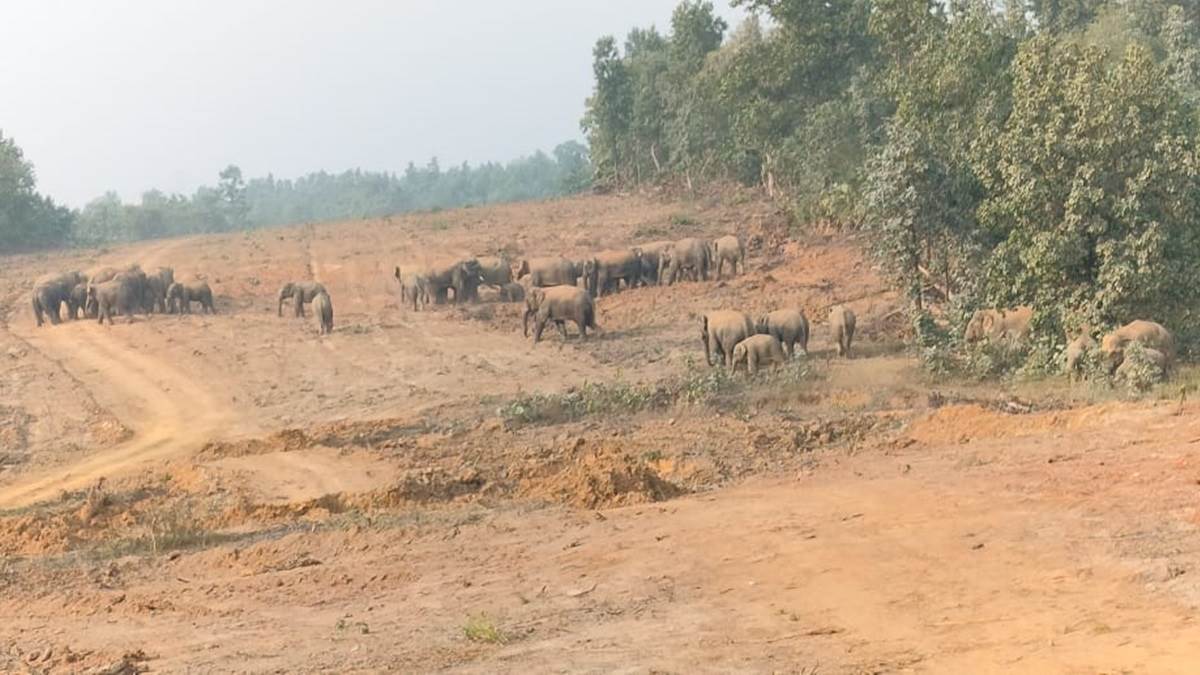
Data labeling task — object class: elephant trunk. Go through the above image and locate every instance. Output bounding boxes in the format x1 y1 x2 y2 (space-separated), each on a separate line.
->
523 308 533 337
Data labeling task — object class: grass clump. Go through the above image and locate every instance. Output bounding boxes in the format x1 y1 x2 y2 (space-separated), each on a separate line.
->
463 613 508 645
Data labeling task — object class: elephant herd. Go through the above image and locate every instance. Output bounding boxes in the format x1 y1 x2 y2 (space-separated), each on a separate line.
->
964 306 1177 380
703 305 857 375
31 264 214 326
391 234 749 315
277 281 334 335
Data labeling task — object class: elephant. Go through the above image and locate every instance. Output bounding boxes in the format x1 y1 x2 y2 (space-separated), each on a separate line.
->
112 269 151 315
586 248 643 296
421 258 484 304
393 268 429 311
757 308 809 358
278 281 327 317
476 255 514 288
964 306 1033 345
145 275 168 313
168 281 216 314
661 238 711 285
701 310 755 368
1100 320 1175 373
89 279 141 325
1115 346 1169 384
636 241 673 286
732 334 788 375
498 282 526 302
1064 333 1097 381
710 235 746 279
829 305 857 358
313 291 333 335
524 285 597 343
32 271 85 326
83 267 117 316
69 283 89 320
516 257 581 288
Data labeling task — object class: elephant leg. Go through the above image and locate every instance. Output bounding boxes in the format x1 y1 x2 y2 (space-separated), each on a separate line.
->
748 351 758 375
533 315 547 343
576 315 588 340
556 319 569 340
705 335 715 367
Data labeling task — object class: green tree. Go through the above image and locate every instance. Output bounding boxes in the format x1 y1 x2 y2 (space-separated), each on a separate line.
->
217 164 249 231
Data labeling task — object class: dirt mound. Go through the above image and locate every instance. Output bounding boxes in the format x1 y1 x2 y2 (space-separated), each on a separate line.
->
905 402 1102 445
197 428 314 459
521 444 685 509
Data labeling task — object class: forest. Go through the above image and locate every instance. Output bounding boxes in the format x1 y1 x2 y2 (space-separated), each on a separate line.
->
0 138 589 250
582 0 1200 362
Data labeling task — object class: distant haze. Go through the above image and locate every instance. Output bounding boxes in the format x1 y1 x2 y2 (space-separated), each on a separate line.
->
1 1 747 207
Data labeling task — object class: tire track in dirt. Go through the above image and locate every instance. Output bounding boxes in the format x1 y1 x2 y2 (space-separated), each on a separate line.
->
0 238 240 507
0 321 238 507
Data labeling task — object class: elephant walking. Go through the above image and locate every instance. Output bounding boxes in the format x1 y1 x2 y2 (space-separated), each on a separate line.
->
701 310 755 369
516 257 581 288
32 271 85 326
829 305 856 358
661 238 711 285
710 235 746 279
524 285 597 343
168 282 216 314
394 268 430 311
313 291 334 335
732 334 787 374
757 308 809 358
278 281 327 317
585 248 643 296
1100 320 1175 373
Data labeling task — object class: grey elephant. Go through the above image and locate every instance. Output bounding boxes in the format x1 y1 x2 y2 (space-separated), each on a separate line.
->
732 334 787 375
498 282 526 302
701 310 755 368
516 257 581 288
168 281 216 314
1064 330 1096 381
145 275 168 313
312 291 333 335
476 255 514 288
964 306 1033 345
83 266 117 316
278 281 327 317
68 283 89 319
524 285 597 343
1100 320 1175 373
393 267 429 311
636 241 673 286
586 248 643 296
422 258 484 304
710 235 746 279
113 268 151 315
829 305 856 358
32 271 85 326
757 308 809 358
89 279 142 325
661 238 711 285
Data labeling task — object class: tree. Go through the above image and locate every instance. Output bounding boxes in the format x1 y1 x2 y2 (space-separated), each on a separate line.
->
0 130 72 249
218 164 248 231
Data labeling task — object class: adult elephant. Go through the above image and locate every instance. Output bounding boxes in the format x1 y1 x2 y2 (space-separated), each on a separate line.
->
313 291 333 336
278 281 327 317
69 283 89 319
421 258 484 304
168 281 216 315
145 276 168 313
830 305 857 358
516 257 581 288
393 267 429 311
32 271 85 326
524 285 597 343
710 235 746 279
964 306 1033 345
757 308 809 358
89 279 142 325
112 268 151 315
587 248 643 296
701 310 755 369
636 241 673 286
661 238 711 285
1100 320 1175 373
476 255 514 289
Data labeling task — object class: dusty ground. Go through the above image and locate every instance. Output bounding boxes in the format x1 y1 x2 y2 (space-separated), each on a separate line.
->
2 189 1200 672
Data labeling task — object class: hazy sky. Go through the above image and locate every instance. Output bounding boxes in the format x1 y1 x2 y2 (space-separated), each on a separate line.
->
1 1 747 207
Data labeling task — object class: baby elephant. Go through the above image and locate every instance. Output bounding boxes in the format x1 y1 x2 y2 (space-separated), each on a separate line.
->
829 305 856 358
757 308 809 358
732 334 787 375
498 282 526 303
312 291 333 335
167 282 215 314
1064 332 1097 381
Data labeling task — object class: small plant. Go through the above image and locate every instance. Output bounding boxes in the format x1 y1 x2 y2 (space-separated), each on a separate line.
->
1117 341 1165 394
463 613 507 644
669 213 699 227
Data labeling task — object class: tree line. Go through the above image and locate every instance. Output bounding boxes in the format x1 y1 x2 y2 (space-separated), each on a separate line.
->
0 139 590 251
583 0 1200 364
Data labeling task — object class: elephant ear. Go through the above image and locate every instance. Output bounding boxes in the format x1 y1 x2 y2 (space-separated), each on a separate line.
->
981 313 996 333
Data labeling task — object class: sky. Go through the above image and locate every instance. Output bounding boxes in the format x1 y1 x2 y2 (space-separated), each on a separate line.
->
0 1 748 207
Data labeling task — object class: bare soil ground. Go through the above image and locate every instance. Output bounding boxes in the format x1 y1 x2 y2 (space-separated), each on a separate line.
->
2 189 1200 673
